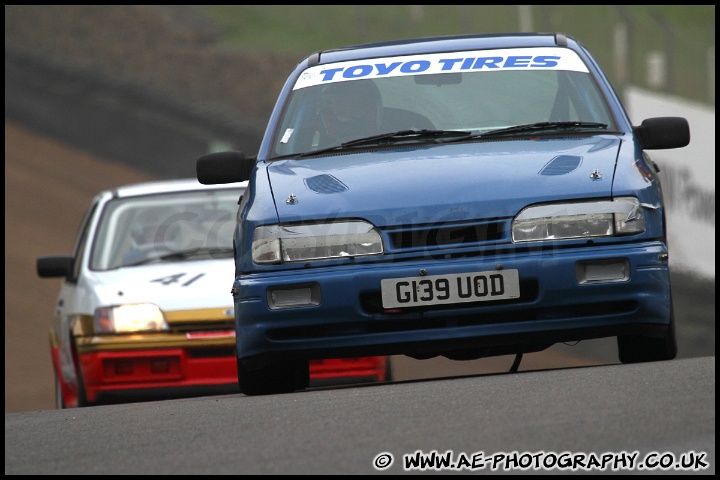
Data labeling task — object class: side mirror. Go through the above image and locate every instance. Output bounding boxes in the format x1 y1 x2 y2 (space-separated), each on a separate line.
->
196 151 257 184
37 255 73 280
633 117 690 150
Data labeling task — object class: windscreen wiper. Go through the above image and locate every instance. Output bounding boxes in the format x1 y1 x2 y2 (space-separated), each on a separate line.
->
125 247 234 266
436 121 610 144
298 129 472 157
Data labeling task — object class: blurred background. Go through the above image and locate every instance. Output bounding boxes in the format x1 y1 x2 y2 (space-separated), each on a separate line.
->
205 5 716 104
6 6 716 171
5 6 715 413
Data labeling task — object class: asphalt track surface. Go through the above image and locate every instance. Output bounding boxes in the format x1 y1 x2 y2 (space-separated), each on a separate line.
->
5 357 715 474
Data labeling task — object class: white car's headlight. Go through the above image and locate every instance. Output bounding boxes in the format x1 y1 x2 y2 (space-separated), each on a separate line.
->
512 197 648 243
252 220 383 264
94 303 168 333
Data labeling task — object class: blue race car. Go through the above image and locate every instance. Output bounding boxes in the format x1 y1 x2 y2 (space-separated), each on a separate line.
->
196 33 690 395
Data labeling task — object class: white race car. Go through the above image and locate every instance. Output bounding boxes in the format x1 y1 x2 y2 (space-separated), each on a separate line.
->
37 178 390 408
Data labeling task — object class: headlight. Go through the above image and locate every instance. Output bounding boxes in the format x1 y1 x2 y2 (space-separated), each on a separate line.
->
512 197 648 243
94 303 168 333
252 220 383 264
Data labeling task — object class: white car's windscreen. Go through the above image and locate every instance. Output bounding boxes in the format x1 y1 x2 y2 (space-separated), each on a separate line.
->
90 189 242 271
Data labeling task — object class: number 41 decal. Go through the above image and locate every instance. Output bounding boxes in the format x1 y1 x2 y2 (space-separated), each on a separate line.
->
151 273 205 286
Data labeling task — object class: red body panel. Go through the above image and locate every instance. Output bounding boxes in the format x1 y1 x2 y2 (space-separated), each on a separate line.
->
78 349 238 402
53 345 389 406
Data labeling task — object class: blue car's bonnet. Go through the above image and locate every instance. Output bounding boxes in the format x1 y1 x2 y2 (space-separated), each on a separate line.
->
267 136 620 226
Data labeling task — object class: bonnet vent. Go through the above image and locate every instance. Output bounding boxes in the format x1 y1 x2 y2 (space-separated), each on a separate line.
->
304 174 348 193
539 155 582 175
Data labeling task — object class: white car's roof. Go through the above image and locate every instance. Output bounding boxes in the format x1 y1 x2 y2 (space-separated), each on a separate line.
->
110 178 247 199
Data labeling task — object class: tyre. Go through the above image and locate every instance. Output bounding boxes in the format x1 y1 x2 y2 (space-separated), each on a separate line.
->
70 339 90 407
237 357 309 396
56 370 89 408
617 311 678 364
383 357 393 382
75 369 89 407
55 376 66 409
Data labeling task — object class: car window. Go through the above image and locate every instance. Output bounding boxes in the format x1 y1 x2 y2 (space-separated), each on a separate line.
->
89 188 242 271
271 47 617 156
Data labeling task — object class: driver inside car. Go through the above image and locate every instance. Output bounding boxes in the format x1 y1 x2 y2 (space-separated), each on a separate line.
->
317 79 383 146
122 210 179 265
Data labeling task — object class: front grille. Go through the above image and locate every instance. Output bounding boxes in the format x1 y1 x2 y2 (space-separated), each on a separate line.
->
187 347 235 358
384 219 508 252
388 220 505 250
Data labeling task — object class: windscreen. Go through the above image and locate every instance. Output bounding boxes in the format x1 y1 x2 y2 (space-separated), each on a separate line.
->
90 188 243 271
272 47 616 156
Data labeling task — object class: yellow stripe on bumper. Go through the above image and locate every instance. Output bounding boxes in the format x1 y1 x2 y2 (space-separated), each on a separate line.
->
75 331 236 353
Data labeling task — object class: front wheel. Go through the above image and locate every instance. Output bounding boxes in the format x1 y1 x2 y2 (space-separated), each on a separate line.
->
237 357 309 396
55 369 89 408
617 312 678 364
382 357 393 382
55 376 66 409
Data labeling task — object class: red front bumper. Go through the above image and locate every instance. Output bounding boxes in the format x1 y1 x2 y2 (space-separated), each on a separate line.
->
78 348 237 402
76 350 390 403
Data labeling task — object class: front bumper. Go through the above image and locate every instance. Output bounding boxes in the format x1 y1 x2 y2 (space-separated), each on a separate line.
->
77 344 237 403
74 331 237 402
234 242 673 368
74 334 391 402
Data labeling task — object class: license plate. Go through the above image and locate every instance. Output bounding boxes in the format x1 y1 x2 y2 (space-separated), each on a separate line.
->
381 269 520 308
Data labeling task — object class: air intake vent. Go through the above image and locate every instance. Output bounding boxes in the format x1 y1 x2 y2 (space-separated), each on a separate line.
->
304 174 348 193
539 155 582 175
